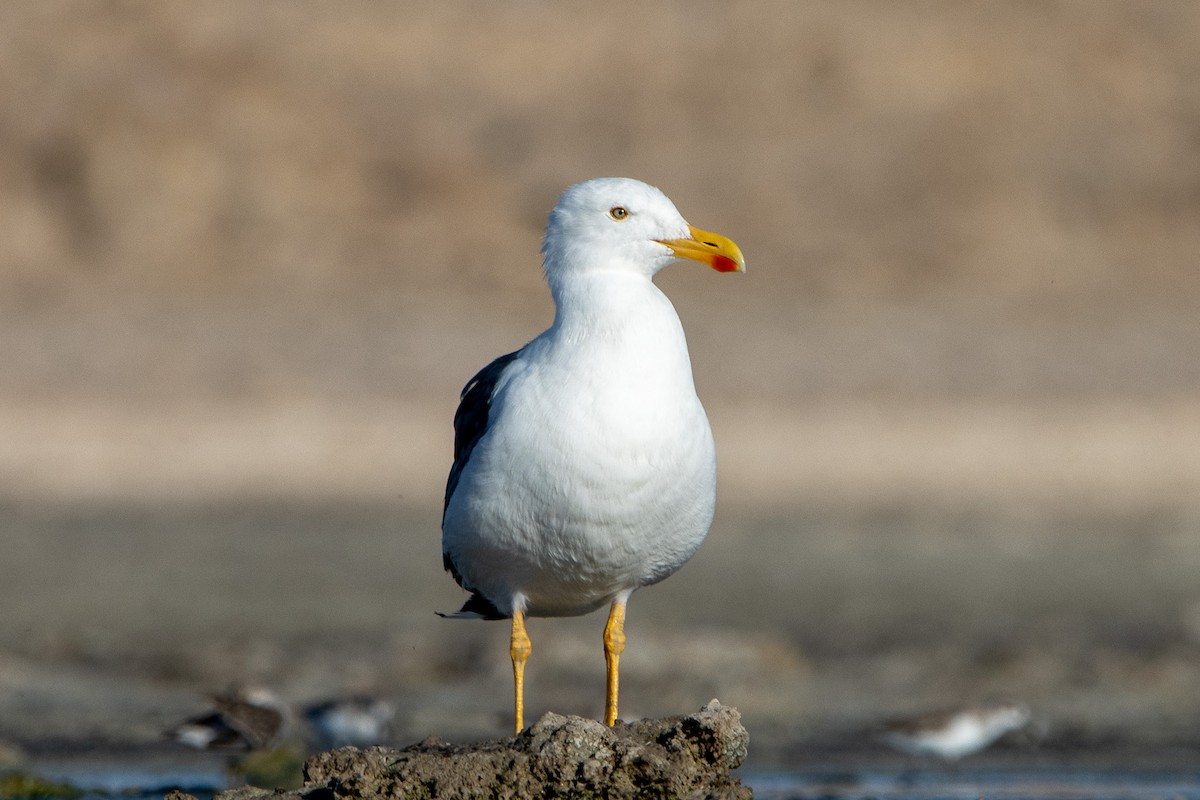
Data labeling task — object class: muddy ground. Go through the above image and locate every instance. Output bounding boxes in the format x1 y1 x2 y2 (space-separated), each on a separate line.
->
3 457 1200 769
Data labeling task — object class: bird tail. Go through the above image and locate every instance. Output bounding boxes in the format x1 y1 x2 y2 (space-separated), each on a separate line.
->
436 592 507 620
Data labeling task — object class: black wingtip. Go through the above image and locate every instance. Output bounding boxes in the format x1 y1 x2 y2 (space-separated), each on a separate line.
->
436 592 508 621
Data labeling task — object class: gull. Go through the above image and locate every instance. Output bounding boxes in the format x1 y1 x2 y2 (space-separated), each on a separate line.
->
440 177 744 734
881 702 1032 761
303 695 394 748
166 686 287 752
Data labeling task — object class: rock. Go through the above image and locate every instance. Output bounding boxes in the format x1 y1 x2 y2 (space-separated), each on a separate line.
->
217 699 750 800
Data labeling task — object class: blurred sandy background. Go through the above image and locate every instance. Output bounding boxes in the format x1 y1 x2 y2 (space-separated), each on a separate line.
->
1 1 1199 766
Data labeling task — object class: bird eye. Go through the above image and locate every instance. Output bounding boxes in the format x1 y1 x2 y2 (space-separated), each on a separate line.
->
609 206 629 221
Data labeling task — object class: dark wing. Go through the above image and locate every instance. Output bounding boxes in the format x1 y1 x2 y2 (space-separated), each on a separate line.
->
441 349 521 620
209 692 284 750
443 348 522 521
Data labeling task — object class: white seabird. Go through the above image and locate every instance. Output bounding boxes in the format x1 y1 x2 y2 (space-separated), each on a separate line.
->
440 177 744 734
303 695 394 748
881 702 1032 760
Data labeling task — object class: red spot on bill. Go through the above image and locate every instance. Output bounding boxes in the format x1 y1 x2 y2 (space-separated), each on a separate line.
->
712 254 740 273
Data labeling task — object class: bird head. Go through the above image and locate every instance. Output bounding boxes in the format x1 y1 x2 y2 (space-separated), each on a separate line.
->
541 178 745 288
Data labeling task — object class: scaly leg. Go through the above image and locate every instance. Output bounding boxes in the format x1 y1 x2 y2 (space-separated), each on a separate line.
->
510 610 531 735
603 599 627 726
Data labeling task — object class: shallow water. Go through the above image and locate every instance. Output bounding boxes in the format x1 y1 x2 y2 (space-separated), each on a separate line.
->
746 765 1200 800
31 759 227 800
25 759 1200 800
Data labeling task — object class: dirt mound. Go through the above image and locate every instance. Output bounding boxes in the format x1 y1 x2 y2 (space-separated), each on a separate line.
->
206 700 749 800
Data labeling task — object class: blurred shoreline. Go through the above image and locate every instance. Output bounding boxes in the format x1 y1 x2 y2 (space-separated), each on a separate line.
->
4 394 1198 510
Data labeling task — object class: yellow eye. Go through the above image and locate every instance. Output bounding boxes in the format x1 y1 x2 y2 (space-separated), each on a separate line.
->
609 206 629 220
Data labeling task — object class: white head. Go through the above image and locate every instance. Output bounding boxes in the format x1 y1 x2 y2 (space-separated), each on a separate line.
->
540 178 744 292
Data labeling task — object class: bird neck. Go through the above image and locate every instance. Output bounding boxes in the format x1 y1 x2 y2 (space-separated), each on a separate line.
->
547 271 678 343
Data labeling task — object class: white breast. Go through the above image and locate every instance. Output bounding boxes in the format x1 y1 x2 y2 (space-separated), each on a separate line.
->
442 274 716 617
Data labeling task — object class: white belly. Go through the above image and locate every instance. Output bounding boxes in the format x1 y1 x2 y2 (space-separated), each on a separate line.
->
442 339 717 617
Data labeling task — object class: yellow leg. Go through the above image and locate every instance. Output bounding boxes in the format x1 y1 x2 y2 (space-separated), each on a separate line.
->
510 610 531 735
603 600 627 726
